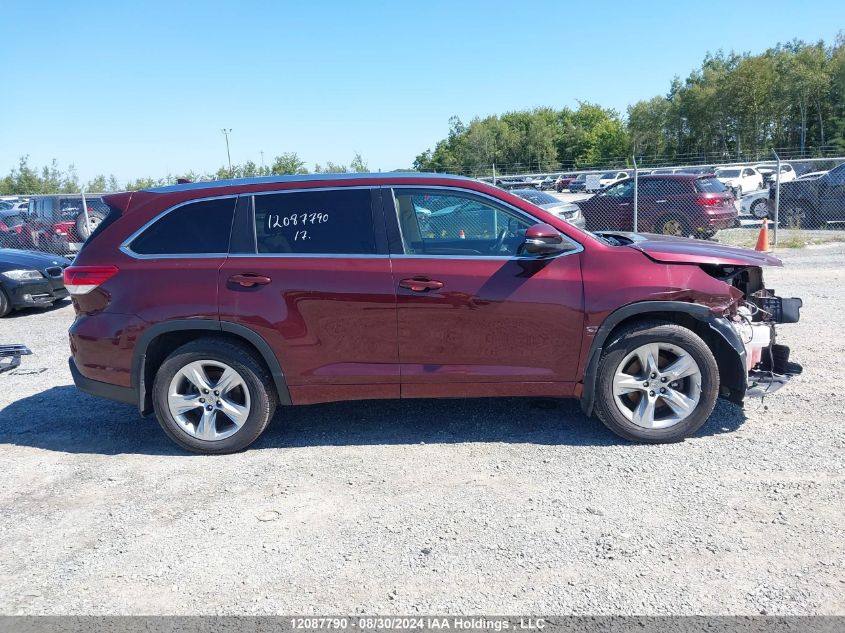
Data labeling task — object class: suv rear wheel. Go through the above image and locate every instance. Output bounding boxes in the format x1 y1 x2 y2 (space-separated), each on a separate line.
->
593 321 719 443
152 338 276 454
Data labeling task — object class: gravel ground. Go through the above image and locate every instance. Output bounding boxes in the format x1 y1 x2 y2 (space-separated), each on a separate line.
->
0 244 843 615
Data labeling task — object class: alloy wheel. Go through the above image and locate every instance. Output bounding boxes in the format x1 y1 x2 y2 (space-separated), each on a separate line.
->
167 360 251 441
612 342 702 429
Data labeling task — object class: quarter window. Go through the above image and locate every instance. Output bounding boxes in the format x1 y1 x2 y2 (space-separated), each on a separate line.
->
392 189 534 256
130 198 236 255
254 188 376 255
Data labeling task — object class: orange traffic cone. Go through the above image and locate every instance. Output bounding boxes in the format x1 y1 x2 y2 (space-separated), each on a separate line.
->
755 219 771 252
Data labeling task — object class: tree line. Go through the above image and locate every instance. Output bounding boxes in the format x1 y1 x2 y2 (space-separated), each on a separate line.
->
415 35 845 175
0 153 370 196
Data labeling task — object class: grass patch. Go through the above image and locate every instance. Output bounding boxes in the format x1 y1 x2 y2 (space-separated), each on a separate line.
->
716 227 845 249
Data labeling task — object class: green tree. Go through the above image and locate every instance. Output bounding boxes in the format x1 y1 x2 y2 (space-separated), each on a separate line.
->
271 152 308 175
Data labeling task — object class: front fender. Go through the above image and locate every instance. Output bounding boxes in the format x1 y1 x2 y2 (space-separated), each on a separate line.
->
579 300 747 417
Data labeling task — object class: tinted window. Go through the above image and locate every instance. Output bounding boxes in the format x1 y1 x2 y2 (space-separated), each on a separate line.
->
827 165 845 184
717 169 741 178
131 198 236 255
695 178 728 193
393 189 535 257
59 197 109 220
254 188 375 255
605 181 634 197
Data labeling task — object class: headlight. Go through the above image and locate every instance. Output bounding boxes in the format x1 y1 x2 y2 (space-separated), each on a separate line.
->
2 269 44 281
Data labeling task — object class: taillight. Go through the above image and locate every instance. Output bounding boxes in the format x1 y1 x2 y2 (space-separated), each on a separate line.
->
63 266 118 295
696 196 725 207
0 222 7 231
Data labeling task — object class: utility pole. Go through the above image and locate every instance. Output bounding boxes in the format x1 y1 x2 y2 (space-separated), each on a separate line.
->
260 150 265 171
221 128 232 176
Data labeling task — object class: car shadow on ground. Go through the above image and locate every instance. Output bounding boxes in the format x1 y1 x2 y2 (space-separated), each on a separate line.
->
0 384 748 456
4 298 71 319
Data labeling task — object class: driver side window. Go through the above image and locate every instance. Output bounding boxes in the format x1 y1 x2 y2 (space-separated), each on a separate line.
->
392 189 533 257
605 180 634 198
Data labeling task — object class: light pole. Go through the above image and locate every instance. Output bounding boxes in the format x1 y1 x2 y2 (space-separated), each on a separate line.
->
221 128 232 176
260 150 265 171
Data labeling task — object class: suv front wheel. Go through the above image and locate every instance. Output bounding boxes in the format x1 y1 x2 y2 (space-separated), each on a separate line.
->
152 338 276 453
593 321 720 443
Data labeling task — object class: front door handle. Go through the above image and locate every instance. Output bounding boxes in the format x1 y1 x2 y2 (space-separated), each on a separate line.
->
229 273 272 288
656 199 668 203
399 278 444 292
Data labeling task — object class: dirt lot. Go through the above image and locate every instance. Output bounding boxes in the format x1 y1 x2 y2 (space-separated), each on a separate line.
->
0 244 843 615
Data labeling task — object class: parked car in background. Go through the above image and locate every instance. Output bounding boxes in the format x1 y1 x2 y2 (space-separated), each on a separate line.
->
598 171 629 189
555 173 578 192
715 166 763 198
65 172 800 453
0 248 70 317
650 168 681 175
8 195 110 255
796 170 828 180
7 201 29 213
773 162 845 228
568 173 591 192
740 190 771 219
677 166 716 175
577 174 738 237
535 175 557 190
0 210 26 247
495 177 537 190
754 163 796 187
510 188 586 228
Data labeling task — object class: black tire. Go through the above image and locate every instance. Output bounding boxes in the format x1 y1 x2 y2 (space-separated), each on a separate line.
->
656 214 691 237
0 287 11 318
593 321 720 443
75 210 106 241
152 338 277 454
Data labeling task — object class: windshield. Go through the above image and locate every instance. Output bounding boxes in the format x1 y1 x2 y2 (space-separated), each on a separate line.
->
716 169 741 177
600 172 617 179
513 190 558 205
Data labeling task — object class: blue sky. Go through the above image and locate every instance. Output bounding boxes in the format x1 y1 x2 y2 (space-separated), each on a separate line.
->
1 0 841 183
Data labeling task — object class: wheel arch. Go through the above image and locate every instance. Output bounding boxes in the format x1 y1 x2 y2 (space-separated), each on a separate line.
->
580 301 747 417
132 320 291 415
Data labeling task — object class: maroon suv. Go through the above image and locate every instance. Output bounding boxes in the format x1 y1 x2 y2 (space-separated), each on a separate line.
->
65 173 801 453
577 174 738 237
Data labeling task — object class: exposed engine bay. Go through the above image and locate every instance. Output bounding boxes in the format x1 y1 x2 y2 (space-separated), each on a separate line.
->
591 230 803 397
701 263 803 396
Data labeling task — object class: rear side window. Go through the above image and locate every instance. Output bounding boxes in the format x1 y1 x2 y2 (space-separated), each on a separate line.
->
130 198 236 255
253 189 376 255
695 178 728 193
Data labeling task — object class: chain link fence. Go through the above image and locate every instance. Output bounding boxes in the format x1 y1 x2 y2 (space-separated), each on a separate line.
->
0 192 108 259
2 154 844 258
482 153 845 247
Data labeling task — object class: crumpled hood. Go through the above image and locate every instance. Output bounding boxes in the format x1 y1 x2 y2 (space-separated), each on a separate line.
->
596 232 783 267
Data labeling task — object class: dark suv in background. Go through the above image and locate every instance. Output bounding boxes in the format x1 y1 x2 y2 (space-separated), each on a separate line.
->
65 173 800 453
774 162 845 227
577 174 738 237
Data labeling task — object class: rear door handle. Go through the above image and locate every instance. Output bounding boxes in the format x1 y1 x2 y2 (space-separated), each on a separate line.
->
228 273 272 288
655 199 668 203
399 278 444 292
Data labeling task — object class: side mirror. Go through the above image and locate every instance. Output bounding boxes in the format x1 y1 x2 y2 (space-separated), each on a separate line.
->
521 223 572 256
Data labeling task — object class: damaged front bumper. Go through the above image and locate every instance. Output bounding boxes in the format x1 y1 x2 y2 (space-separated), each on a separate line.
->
730 292 803 398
